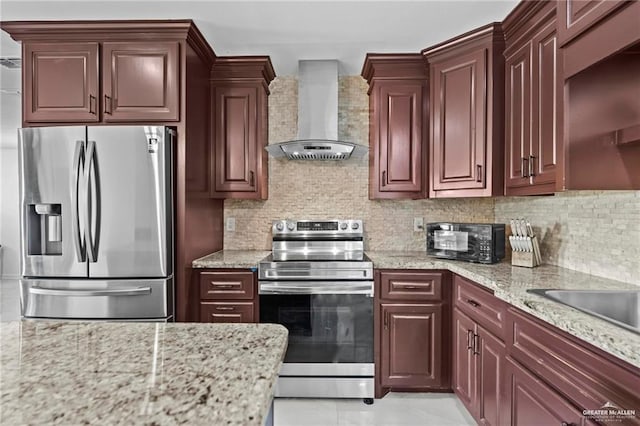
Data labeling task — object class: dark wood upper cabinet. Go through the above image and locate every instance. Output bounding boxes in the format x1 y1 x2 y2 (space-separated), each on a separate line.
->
557 0 628 48
362 54 428 200
503 1 561 195
22 42 99 123
423 23 505 198
380 303 444 388
559 0 639 78
102 42 180 122
3 22 186 125
210 57 274 199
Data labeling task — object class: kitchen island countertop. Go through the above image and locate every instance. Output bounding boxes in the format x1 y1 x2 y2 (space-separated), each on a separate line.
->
0 321 288 425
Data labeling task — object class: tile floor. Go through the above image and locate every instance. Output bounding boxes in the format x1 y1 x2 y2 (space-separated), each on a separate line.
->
273 393 475 426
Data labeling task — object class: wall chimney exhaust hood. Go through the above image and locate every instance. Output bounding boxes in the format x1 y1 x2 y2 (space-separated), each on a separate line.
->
266 60 368 161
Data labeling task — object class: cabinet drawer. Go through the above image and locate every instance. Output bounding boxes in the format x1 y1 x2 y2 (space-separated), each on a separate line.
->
200 302 255 323
508 308 640 420
199 271 255 300
454 275 506 340
379 271 444 301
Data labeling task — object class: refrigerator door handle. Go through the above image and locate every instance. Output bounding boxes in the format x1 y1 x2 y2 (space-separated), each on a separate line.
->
85 140 100 263
72 140 87 262
29 286 152 297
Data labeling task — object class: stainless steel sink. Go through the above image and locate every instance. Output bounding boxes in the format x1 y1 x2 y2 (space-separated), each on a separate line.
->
527 289 640 334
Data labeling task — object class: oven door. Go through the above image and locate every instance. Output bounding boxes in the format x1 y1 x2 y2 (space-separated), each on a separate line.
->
259 281 374 374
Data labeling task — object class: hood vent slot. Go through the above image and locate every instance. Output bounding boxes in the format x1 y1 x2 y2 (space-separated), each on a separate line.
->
266 60 368 161
266 140 367 161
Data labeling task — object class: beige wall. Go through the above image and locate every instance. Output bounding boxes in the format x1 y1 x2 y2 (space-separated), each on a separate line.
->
224 76 640 285
223 76 494 251
495 191 640 285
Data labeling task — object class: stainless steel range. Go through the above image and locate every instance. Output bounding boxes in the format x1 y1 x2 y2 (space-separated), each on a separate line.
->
259 219 374 401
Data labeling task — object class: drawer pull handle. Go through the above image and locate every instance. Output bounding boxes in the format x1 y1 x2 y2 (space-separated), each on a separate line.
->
560 422 574 426
381 170 386 187
522 157 529 178
384 312 389 329
467 329 474 350
104 95 113 114
89 95 96 115
212 284 235 289
215 306 235 311
402 286 418 289
529 155 536 177
473 334 480 355
466 299 480 308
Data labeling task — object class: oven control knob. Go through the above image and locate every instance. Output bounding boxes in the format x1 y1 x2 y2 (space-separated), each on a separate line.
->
351 222 360 230
276 222 284 231
287 222 296 231
340 222 348 230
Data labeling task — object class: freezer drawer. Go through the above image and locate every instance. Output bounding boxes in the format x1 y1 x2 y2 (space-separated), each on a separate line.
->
20 278 173 320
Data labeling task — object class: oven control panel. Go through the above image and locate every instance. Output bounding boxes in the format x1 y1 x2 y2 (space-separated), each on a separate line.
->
272 219 363 235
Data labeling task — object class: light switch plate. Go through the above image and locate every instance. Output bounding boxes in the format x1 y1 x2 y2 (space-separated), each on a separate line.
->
226 217 236 232
413 217 424 232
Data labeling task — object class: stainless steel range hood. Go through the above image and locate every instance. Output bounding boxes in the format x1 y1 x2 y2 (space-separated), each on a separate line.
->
266 60 368 161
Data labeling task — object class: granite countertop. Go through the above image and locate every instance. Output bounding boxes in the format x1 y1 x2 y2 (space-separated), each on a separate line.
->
366 251 640 369
0 321 288 425
192 250 271 269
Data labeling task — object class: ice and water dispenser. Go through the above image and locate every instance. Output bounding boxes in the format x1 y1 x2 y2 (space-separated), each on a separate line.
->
26 203 62 256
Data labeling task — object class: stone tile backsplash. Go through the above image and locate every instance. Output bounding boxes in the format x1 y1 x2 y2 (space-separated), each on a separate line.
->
495 191 640 285
224 76 494 251
223 75 640 284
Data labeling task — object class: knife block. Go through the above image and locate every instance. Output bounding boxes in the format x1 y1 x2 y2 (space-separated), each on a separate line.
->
512 251 536 268
510 234 541 268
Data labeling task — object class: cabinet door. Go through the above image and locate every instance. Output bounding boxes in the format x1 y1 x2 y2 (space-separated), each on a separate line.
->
212 86 258 193
478 326 507 426
453 308 477 416
505 357 586 426
557 0 628 46
530 21 559 189
200 302 255 323
381 303 443 388
431 49 487 191
23 42 99 123
376 82 425 196
102 42 179 122
504 42 532 192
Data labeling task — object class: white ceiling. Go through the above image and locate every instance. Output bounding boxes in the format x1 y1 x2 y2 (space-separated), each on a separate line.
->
0 0 518 76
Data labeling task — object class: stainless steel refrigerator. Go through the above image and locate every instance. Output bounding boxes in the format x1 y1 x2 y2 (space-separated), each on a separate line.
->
18 126 174 321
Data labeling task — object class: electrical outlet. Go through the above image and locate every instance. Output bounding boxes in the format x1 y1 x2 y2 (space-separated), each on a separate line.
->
413 217 424 232
226 217 236 232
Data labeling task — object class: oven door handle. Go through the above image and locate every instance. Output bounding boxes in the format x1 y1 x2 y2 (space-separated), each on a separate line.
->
259 281 374 296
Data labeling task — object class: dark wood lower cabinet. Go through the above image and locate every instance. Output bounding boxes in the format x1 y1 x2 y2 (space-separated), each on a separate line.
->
375 270 450 398
200 301 255 323
195 269 258 323
380 303 444 388
505 356 596 426
453 307 506 425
